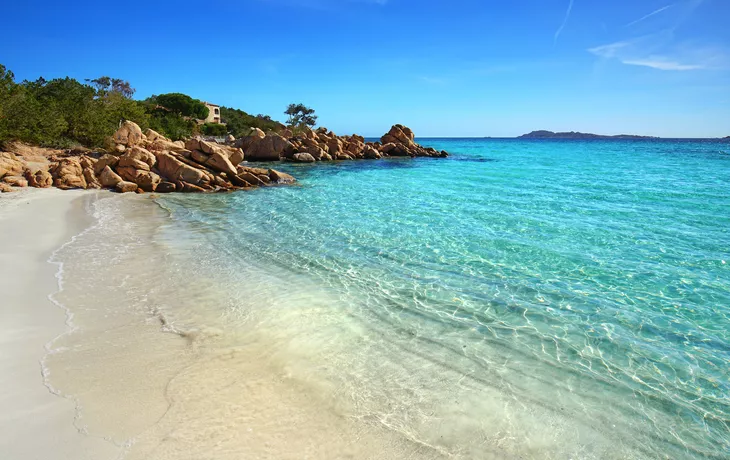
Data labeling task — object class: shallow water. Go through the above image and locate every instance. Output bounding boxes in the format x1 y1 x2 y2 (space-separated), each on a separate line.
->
50 139 730 459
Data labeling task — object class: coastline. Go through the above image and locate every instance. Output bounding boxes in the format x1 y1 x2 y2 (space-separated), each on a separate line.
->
0 188 120 459
2 134 727 459
0 188 445 459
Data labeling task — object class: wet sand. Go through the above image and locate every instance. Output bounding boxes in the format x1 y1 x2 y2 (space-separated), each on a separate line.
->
0 189 443 460
0 189 120 459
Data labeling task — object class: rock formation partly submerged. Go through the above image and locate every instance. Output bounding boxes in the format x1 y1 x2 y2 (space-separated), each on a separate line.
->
0 122 447 193
240 124 448 162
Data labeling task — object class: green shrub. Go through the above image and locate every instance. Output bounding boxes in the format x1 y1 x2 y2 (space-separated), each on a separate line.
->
201 123 228 136
147 109 197 141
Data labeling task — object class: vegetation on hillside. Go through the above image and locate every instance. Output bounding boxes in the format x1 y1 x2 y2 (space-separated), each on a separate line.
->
0 65 148 147
219 107 284 138
0 64 287 148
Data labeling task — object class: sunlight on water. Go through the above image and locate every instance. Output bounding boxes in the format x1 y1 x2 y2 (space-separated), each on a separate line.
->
52 139 730 459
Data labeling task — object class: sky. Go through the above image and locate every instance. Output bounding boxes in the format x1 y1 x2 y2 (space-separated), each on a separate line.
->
1 0 729 137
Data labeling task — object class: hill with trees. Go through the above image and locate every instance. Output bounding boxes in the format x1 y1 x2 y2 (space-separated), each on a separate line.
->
0 64 286 148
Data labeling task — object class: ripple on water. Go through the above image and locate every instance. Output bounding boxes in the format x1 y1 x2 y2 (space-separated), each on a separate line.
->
52 138 730 459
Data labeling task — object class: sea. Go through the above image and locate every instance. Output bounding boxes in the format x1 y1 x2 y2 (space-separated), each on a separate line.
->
48 138 730 459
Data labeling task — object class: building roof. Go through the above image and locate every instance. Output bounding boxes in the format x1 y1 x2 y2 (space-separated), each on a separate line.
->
203 102 220 107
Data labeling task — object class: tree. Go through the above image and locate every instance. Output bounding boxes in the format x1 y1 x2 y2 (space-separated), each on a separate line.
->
285 103 317 128
154 93 209 119
85 76 135 98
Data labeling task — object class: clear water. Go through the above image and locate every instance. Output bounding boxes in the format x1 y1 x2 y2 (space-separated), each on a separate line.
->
95 139 730 458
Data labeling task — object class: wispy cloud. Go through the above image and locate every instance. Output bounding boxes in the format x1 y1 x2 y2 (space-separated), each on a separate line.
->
625 4 674 27
587 0 726 72
554 0 575 44
588 34 723 71
622 58 703 70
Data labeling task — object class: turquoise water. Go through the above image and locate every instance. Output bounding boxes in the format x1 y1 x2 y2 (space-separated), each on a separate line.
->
158 139 730 459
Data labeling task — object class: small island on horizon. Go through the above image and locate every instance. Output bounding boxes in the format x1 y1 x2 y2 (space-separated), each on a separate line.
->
518 130 657 140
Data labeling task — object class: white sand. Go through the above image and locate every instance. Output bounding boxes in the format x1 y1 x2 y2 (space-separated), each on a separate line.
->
0 189 440 460
0 189 120 460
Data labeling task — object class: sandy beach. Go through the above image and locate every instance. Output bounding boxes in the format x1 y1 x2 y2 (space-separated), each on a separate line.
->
0 189 120 459
0 189 441 460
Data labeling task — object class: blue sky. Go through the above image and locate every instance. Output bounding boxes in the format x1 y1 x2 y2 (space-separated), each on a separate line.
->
2 0 728 137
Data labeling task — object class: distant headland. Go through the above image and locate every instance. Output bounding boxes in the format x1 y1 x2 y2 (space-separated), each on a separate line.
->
518 130 657 140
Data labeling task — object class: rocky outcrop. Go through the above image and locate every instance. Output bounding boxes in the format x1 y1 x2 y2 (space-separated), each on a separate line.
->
50 157 87 189
0 121 446 194
232 124 447 163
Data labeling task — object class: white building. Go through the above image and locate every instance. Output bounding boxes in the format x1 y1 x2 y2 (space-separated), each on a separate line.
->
203 102 221 124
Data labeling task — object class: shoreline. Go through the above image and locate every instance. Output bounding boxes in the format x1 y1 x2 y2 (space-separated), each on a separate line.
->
1 188 445 459
0 189 121 459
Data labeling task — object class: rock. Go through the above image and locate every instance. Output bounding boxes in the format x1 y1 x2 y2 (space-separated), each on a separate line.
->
155 181 176 193
292 153 316 163
235 128 265 150
113 121 144 147
269 169 295 184
138 171 161 192
327 139 343 156
198 140 219 155
2 175 28 187
185 139 201 152
115 181 138 193
25 169 53 188
226 134 236 143
238 133 292 161
50 158 87 189
228 148 244 166
379 142 397 154
242 167 270 176
147 139 188 154
181 182 206 193
381 124 415 147
205 151 238 177
115 144 126 154
0 152 24 178
92 155 118 175
99 166 124 188
0 183 14 193
144 129 167 143
118 146 156 170
156 152 206 185
363 145 381 159
118 157 150 171
190 150 210 164
117 167 161 192
239 171 266 186
82 167 101 189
